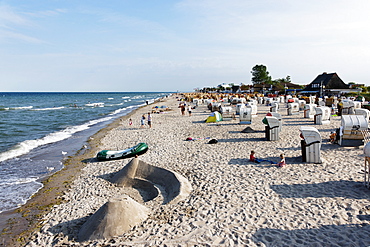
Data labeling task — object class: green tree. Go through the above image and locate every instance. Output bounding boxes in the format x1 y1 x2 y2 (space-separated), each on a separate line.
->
251 64 272 85
272 75 291 85
359 85 367 93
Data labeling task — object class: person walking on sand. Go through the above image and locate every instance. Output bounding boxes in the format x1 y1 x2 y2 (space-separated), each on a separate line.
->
147 112 152 128
140 114 146 128
129 118 132 126
179 103 186 115
277 154 286 167
188 105 192 116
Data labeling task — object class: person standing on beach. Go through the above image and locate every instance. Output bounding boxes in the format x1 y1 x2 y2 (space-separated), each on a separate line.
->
129 118 133 126
179 103 186 115
188 105 192 116
147 113 152 128
141 114 146 128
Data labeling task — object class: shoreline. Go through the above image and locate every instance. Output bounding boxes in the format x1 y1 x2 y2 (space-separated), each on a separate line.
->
0 98 162 246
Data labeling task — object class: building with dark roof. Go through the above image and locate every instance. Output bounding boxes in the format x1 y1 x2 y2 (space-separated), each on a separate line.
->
300 72 350 96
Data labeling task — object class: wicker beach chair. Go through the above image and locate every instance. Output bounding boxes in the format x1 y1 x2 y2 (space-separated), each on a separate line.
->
361 129 370 188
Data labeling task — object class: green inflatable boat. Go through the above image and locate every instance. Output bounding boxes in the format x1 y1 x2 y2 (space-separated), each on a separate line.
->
96 142 148 161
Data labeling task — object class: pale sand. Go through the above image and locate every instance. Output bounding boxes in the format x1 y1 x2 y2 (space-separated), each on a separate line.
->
26 96 370 246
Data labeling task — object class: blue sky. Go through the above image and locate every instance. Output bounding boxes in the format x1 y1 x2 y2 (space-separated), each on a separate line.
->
1 0 370 92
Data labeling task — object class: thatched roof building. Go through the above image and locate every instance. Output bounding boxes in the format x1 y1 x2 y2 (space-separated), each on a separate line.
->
300 72 349 95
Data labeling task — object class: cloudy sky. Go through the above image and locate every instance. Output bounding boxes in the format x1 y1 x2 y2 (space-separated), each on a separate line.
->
1 0 369 92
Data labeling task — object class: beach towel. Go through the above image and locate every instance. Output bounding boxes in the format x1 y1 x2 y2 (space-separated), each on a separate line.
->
254 158 276 164
186 137 211 141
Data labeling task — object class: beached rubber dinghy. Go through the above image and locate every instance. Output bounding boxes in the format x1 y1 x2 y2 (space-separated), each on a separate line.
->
96 143 148 161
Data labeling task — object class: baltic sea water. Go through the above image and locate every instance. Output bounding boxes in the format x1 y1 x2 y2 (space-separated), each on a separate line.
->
0 92 171 213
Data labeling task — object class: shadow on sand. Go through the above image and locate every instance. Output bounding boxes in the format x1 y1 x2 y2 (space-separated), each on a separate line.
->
216 137 267 143
229 157 279 166
252 224 370 247
270 180 370 200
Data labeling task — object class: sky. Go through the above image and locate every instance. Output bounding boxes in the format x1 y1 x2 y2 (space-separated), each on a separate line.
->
1 0 370 92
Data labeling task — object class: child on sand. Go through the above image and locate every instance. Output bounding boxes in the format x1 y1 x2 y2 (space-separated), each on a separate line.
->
147 113 152 128
129 118 132 126
141 115 145 128
249 151 275 164
249 151 258 163
277 154 286 167
330 131 337 144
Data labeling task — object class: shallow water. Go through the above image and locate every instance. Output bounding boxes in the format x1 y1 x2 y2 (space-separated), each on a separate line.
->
0 92 171 213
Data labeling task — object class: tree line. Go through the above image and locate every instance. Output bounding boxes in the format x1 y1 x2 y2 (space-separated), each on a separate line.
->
251 64 291 86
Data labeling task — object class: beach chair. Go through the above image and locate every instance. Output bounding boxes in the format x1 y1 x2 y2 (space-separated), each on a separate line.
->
314 106 330 125
263 116 280 141
300 126 322 163
363 140 370 188
287 103 299 115
339 115 368 146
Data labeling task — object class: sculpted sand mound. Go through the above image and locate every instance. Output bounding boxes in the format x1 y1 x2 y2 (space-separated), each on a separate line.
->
78 195 149 242
78 158 192 242
111 157 192 204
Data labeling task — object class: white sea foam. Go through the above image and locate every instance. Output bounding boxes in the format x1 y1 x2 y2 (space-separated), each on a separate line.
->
10 106 33 110
85 102 104 107
0 176 39 186
110 107 128 115
0 179 43 213
132 95 145 99
0 115 114 162
122 96 130 99
32 106 65 111
106 102 125 107
0 101 149 164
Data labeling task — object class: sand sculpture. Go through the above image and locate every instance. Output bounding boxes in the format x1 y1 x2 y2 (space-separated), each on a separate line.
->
78 195 149 241
78 157 192 241
111 157 192 204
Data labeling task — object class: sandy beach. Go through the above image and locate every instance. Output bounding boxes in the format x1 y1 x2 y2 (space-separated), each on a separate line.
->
10 95 370 246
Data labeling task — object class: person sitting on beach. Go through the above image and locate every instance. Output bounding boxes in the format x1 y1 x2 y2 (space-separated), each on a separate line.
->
330 131 337 144
250 150 275 164
249 150 259 163
277 154 286 167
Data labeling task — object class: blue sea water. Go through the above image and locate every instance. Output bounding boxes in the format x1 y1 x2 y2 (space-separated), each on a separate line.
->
0 92 171 213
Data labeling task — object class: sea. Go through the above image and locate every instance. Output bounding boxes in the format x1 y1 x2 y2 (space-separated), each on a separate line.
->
0 92 171 214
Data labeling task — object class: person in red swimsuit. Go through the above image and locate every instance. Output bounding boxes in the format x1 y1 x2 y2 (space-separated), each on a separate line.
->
250 150 276 164
277 154 286 167
250 150 258 163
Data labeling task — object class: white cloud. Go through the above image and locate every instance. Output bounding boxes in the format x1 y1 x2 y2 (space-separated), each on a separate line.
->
173 0 370 84
0 29 43 43
0 4 31 27
1 1 370 92
0 4 44 43
26 8 67 18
